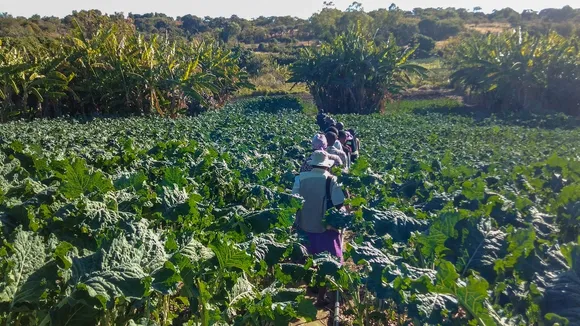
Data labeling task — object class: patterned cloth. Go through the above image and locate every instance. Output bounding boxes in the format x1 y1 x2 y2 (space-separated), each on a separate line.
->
327 146 349 170
311 133 327 151
306 230 343 263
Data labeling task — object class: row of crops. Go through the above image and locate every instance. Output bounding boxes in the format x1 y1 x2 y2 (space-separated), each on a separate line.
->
1 97 580 325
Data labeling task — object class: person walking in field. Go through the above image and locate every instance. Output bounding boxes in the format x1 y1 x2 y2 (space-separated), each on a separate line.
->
292 150 346 305
338 130 352 166
300 133 343 173
325 132 349 171
316 110 336 132
346 128 360 163
325 126 344 152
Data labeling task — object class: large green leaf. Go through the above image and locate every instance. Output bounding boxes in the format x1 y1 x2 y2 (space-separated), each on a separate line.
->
434 261 499 326
174 236 215 265
46 295 102 326
349 242 399 268
542 244 580 325
57 159 113 199
56 198 135 239
362 207 430 241
324 207 354 230
210 241 253 272
449 218 507 281
238 234 288 266
241 209 282 234
313 253 342 282
229 275 256 306
157 185 191 221
70 242 148 306
0 228 57 308
407 293 459 324
417 211 463 259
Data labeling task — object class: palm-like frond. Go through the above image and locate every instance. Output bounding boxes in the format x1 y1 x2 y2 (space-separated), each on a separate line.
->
289 26 425 114
449 30 580 113
0 21 253 120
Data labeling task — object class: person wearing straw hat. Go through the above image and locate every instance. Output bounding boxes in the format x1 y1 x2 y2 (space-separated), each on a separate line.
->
292 150 346 305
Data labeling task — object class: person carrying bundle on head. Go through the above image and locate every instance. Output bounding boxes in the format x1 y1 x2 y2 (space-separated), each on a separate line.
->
316 110 336 132
323 116 337 132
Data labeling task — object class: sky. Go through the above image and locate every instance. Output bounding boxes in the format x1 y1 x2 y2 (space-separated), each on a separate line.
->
1 0 577 19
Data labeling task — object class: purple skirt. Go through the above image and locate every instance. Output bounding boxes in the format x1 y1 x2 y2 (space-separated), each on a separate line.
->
306 230 343 264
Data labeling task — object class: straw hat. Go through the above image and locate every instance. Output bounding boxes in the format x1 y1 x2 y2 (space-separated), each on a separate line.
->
308 150 335 168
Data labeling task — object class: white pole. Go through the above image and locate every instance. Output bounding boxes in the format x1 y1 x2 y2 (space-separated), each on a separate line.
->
334 229 345 326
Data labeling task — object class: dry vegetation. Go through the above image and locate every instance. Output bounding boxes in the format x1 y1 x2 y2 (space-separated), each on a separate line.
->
465 22 512 34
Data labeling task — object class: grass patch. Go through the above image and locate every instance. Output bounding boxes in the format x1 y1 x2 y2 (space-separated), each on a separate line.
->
386 98 464 112
236 72 309 98
240 95 317 115
465 23 511 34
408 58 452 89
236 84 308 97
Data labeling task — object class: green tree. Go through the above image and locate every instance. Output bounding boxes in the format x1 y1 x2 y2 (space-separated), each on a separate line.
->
413 34 436 58
419 18 463 40
180 15 208 35
309 8 343 41
220 22 241 43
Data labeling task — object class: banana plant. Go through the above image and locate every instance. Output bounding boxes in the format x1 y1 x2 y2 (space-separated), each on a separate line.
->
0 41 72 121
0 20 253 121
289 25 426 114
450 30 580 114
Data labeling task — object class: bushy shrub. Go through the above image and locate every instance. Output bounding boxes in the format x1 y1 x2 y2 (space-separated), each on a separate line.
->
412 34 436 58
272 53 299 66
449 30 580 115
243 95 305 113
232 45 265 76
289 27 426 114
419 18 464 41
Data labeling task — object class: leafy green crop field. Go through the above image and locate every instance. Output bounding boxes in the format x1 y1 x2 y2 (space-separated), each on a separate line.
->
1 98 579 325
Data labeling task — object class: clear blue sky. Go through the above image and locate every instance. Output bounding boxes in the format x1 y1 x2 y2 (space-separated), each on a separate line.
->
2 0 576 18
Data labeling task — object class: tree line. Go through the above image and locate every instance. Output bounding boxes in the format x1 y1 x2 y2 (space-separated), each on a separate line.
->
1 4 579 47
